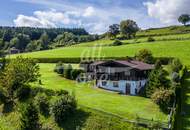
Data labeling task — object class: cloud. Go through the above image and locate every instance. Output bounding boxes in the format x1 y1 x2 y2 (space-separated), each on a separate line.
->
14 9 83 28
14 0 164 34
144 0 190 24
83 6 95 17
13 14 56 28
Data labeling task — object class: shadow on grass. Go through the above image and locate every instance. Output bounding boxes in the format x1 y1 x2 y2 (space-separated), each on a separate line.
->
181 71 190 129
2 101 14 113
57 109 90 130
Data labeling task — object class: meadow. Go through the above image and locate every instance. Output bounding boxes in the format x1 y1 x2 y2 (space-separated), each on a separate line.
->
11 40 190 66
7 27 190 129
37 63 167 122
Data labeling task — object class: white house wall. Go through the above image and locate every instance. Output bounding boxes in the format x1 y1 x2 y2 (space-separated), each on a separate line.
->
97 80 147 95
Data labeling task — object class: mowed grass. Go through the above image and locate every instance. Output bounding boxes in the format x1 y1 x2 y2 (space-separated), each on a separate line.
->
137 25 190 36
37 63 167 122
12 40 190 66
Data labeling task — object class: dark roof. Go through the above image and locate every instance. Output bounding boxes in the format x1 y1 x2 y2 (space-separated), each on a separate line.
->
91 60 154 70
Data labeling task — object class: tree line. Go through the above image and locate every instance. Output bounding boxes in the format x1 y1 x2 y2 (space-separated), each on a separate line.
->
0 27 99 54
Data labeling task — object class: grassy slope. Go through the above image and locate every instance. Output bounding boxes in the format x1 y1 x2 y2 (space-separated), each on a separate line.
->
179 71 190 130
137 25 190 36
0 106 147 130
37 63 167 122
11 40 190 66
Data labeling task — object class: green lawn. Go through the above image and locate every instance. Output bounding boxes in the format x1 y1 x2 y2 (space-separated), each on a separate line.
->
137 25 190 37
37 63 167 122
179 71 190 130
11 40 190 66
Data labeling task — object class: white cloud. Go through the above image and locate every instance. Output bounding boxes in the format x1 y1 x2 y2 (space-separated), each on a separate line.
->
14 9 83 28
13 14 56 28
144 0 190 24
83 6 95 17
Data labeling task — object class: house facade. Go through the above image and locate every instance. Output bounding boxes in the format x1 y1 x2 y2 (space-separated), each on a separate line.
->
81 60 153 95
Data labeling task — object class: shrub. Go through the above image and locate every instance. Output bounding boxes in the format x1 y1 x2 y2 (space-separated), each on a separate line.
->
170 58 183 73
71 69 84 80
145 68 169 97
135 49 154 64
56 90 69 96
171 72 181 83
54 62 64 74
0 88 7 104
16 85 31 101
112 39 123 46
35 93 50 116
52 95 77 125
20 102 41 130
147 36 155 42
64 64 73 79
151 88 174 112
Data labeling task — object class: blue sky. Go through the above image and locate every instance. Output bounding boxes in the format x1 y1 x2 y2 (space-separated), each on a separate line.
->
0 0 189 34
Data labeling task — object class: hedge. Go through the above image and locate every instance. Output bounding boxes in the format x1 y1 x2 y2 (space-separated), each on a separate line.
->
1 56 174 64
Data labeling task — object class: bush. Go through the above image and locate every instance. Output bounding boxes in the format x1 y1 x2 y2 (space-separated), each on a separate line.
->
147 37 155 42
135 49 154 64
171 72 181 83
112 39 123 46
64 64 73 79
54 62 64 74
71 69 84 80
35 93 50 116
56 90 69 96
20 102 41 130
52 95 77 125
16 85 31 101
170 58 183 73
151 88 174 112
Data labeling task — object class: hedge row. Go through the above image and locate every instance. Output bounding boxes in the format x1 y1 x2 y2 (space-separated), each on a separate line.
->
0 56 174 64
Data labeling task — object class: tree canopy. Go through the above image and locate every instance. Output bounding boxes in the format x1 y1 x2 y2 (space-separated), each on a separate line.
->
178 14 190 25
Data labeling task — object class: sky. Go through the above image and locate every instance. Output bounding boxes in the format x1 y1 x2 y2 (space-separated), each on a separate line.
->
0 0 190 34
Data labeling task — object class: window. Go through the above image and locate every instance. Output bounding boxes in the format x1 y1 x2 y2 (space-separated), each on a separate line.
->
102 81 107 86
113 82 119 88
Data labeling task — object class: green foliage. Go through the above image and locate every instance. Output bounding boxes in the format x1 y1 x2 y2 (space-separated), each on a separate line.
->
0 27 89 52
16 85 31 101
71 69 84 80
147 36 155 42
20 102 41 130
54 62 64 74
151 88 174 112
112 39 123 46
178 14 190 25
145 68 169 97
35 93 50 116
135 49 154 64
120 20 139 39
52 94 77 125
171 72 181 83
25 40 42 52
170 58 183 73
64 64 73 79
0 56 40 103
108 24 120 39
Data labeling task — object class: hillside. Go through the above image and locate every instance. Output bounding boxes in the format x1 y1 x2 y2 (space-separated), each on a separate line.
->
11 40 190 66
5 26 190 129
137 25 190 37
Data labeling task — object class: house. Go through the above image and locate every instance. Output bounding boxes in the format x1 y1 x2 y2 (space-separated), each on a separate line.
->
80 60 154 95
9 47 20 54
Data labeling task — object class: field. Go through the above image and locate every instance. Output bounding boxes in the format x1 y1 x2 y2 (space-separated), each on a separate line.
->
11 40 190 66
36 63 167 122
6 26 190 129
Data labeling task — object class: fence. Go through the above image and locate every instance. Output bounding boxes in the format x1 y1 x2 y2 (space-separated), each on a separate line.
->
79 104 169 129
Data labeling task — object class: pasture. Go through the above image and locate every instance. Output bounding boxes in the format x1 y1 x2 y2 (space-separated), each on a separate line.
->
36 63 168 122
